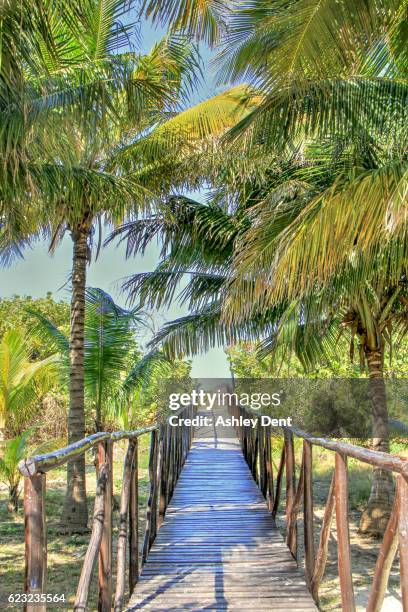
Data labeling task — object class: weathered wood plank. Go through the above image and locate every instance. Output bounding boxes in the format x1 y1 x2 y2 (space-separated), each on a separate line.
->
24 473 47 612
98 440 113 612
114 439 136 612
128 439 139 593
74 463 109 612
335 452 355 612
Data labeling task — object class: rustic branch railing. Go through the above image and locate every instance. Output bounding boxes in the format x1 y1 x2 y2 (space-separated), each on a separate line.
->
19 406 194 612
229 402 408 611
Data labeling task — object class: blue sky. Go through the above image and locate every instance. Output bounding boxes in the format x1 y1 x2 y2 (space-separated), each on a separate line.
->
0 17 231 378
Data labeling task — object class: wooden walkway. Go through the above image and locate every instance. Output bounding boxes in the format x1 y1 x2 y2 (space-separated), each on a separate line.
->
127 423 317 611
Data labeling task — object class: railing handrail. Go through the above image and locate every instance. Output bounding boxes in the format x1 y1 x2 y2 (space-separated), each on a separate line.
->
18 425 159 477
289 426 408 474
236 404 408 474
230 401 408 612
22 406 195 612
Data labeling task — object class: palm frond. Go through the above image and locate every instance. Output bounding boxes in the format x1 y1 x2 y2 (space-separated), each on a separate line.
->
141 0 228 46
227 77 408 151
222 155 407 321
217 0 402 85
115 85 257 168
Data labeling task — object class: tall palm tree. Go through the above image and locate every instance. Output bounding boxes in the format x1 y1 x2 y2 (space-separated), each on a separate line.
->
113 139 408 535
43 69 252 533
136 0 408 536
1 0 253 530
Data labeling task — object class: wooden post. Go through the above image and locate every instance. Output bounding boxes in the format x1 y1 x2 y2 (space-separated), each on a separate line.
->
150 429 159 546
74 464 108 612
265 426 274 512
399 475 408 611
158 427 166 528
242 425 248 463
164 427 172 506
366 478 399 612
129 439 139 593
169 426 175 499
284 430 295 516
311 472 335 603
258 423 266 496
335 452 355 612
286 456 304 560
98 440 113 612
303 441 314 589
272 445 285 521
142 429 158 564
253 427 259 482
24 473 47 612
114 439 136 612
284 429 296 548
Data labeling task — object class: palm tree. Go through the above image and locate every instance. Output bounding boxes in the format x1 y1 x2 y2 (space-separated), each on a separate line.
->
113 139 408 534
0 328 57 440
1 0 253 530
137 0 408 536
43 71 252 533
31 287 172 432
141 0 228 46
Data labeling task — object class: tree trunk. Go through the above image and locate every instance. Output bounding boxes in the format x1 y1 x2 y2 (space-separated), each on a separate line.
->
359 347 394 535
61 226 90 533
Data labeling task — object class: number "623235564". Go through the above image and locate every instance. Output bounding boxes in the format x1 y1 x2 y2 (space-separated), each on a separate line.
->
8 593 66 603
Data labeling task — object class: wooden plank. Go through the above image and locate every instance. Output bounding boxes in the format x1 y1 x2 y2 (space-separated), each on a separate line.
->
114 439 136 612
98 440 113 612
24 473 47 612
142 430 159 565
74 464 109 612
311 471 335 603
366 477 399 612
303 440 314 588
127 429 317 611
128 439 139 593
399 475 408 611
335 452 355 612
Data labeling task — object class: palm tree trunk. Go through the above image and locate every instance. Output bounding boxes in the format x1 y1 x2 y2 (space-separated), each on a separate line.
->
359 347 394 535
61 226 89 533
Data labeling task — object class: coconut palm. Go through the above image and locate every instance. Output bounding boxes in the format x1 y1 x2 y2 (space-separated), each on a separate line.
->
114 138 408 534
141 0 229 46
1 0 255 530
138 0 408 295
222 92 408 535
39 75 252 532
138 0 408 536
30 287 174 432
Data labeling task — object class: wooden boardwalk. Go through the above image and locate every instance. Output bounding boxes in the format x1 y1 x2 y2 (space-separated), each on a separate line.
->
127 423 317 611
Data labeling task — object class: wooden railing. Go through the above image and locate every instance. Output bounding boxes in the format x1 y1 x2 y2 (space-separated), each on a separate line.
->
18 406 194 612
229 402 408 611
